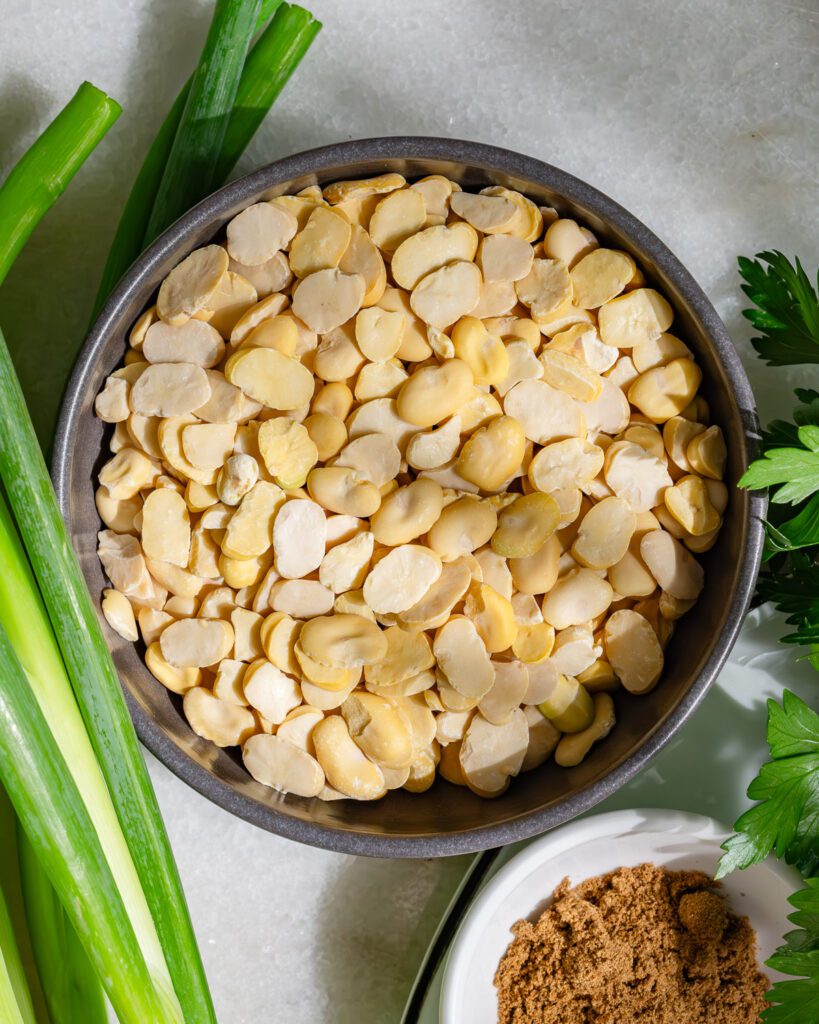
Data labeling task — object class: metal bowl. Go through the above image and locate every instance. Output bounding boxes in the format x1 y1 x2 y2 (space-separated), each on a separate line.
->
52 137 764 857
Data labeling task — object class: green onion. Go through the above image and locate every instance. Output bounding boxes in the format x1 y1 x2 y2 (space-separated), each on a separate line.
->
0 323 213 1021
17 826 107 1024
0 492 181 1023
144 0 263 242
91 0 284 316
0 83 120 286
0 857 37 1024
0 601 172 1024
215 3 321 181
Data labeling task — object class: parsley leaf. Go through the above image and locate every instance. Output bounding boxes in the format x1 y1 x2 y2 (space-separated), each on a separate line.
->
740 251 819 366
718 692 819 878
741 446 819 505
763 879 819 1024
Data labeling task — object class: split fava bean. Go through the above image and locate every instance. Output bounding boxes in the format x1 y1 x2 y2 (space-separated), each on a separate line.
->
95 173 722 800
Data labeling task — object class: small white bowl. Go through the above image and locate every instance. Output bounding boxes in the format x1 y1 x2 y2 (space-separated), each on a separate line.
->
440 807 800 1024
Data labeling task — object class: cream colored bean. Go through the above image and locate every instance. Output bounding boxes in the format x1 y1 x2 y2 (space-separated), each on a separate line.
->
456 415 525 491
319 531 374 594
398 557 473 629
243 659 302 723
341 691 413 769
687 425 726 480
478 234 534 282
370 478 443 546
459 708 528 796
142 319 224 367
307 466 381 517
363 544 442 614
334 433 402 489
257 417 318 489
554 693 615 767
546 324 618 374
101 589 138 642
571 496 636 569
141 487 191 567
242 734 324 797
632 332 692 372
664 474 721 536
368 188 427 252
390 222 478 291
508 534 560 596
542 568 613 629
550 626 601 677
299 614 387 669
427 497 498 562
183 687 256 746
542 218 597 267
640 529 704 600
433 617 494 699
291 268 365 334
406 414 462 471
603 609 664 694
628 358 702 423
491 492 560 558
364 624 435 689
539 349 602 403
464 582 517 653
396 358 474 427
604 440 672 513
569 249 635 309
528 438 603 494
304 413 347 462
515 259 572 319
598 288 673 348
157 245 228 325
312 715 387 799
98 448 155 500
271 579 335 618
160 618 234 668
272 498 326 578
224 346 314 410
216 453 258 506
503 379 585 445
95 376 130 422
212 659 249 705
451 316 510 386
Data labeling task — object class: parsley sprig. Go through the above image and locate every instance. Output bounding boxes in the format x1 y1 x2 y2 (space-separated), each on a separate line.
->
740 251 819 366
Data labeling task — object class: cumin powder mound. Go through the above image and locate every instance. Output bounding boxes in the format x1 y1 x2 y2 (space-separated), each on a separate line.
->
494 863 769 1024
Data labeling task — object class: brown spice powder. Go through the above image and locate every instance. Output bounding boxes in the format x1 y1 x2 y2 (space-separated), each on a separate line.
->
494 863 769 1024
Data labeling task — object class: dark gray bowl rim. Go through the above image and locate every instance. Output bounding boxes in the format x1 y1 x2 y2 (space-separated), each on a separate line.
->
53 136 765 858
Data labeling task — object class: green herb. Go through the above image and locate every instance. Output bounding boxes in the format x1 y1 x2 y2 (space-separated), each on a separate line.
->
0 610 171 1024
0 79 213 1022
763 878 819 1023
739 250 819 366
0 82 121 285
91 0 286 315
718 691 819 878
0 861 37 1024
144 0 262 242
215 4 321 182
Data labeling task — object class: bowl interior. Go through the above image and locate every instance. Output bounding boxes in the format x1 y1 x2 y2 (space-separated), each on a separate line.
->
54 140 762 856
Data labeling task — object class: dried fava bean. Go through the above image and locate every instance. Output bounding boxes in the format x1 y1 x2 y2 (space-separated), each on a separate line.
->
438 740 467 786
300 614 387 669
410 260 482 329
224 346 314 410
217 453 258 506
664 475 721 536
304 413 347 461
342 691 413 769
257 418 318 489
303 677 358 711
411 175 455 224
292 268 365 333
195 369 262 424
515 259 572 320
242 734 324 797
130 363 211 417
241 315 298 356
536 672 594 733
146 642 201 694
436 709 474 746
354 306 405 361
542 568 613 630
604 609 664 694
276 706 324 753
142 319 224 367
578 378 630 437
129 306 157 348
289 206 352 278
354 359 408 401
628 358 702 423
598 288 674 348
479 661 529 725
139 609 174 646
459 709 528 796
183 687 256 747
99 448 155 500
406 414 462 471
181 422 236 472
213 659 248 705
450 316 509 386
334 433 401 488
322 173 405 204
604 440 672 513
396 358 474 428
205 271 257 336
492 492 560 558
364 625 435 689
503 379 585 445
339 224 386 307
312 715 387 800
96 489 142 537
495 341 543 398
632 332 692 372
222 481 284 559
640 529 704 600
141 487 190 567
569 249 635 309
231 607 264 661
160 618 234 668
542 218 597 267
363 544 442 614
522 704 561 771
546 323 618 374
157 245 228 325
319 531 374 593
260 612 301 675
272 498 326 578
539 349 602 403
463 582 517 653
226 202 298 266
528 438 603 494
378 286 432 361
228 254 292 301
572 496 636 569
95 377 130 422
508 533 560 595
307 466 381 517
398 557 473 628
480 186 543 243
243 659 302 723
450 190 517 232
512 622 555 663
475 547 513 601
433 617 494 699
621 423 664 461
391 222 478 291
687 425 726 480
368 188 427 252
478 234 534 282
219 549 272 589
554 693 615 767
427 497 498 562
101 589 138 642
550 626 601 677
370 478 443 546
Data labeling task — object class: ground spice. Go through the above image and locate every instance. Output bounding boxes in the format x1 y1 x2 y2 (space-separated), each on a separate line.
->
494 862 769 1024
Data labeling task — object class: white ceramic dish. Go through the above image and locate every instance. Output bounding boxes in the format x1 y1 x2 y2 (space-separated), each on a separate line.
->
440 807 799 1024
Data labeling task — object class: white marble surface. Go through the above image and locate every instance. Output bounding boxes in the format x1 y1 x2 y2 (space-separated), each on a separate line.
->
1 1 818 1021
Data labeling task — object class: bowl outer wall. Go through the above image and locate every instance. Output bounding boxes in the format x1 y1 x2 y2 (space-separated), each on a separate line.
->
52 137 765 858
